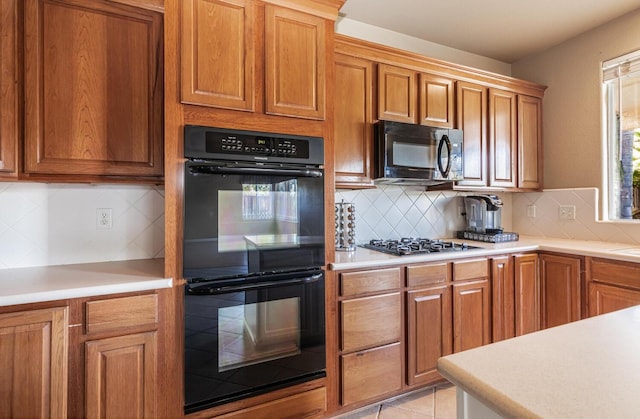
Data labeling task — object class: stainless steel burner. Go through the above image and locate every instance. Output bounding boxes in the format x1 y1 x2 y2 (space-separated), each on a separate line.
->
361 238 479 256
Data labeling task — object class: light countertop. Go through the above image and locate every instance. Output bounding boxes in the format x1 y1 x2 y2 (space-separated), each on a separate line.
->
329 235 640 270
0 258 171 307
437 306 640 418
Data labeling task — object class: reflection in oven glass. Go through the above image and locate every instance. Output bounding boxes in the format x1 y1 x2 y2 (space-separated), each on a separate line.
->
218 298 301 372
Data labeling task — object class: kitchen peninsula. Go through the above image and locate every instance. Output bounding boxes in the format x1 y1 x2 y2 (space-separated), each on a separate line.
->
437 305 640 418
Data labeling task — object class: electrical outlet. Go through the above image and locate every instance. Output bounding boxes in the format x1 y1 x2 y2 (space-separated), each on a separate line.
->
559 205 576 220
96 208 113 229
527 205 536 218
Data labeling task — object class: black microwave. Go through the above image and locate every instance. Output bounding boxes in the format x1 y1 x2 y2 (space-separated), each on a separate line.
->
374 120 463 186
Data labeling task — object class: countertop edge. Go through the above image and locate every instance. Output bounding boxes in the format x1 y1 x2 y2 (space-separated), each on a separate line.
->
0 277 173 307
329 236 640 270
436 358 540 419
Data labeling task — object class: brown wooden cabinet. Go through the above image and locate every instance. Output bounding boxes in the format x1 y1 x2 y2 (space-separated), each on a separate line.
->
83 293 159 418
419 73 455 128
405 262 452 386
452 259 491 352
456 85 542 191
518 95 543 189
587 257 640 317
491 255 514 341
181 0 327 120
488 88 517 188
338 267 402 407
0 0 18 179
539 253 582 329
455 81 488 188
491 253 539 342
514 253 540 335
0 306 68 419
215 386 326 419
181 0 256 112
334 53 375 187
377 63 454 127
377 63 416 123
264 4 326 120
23 0 164 179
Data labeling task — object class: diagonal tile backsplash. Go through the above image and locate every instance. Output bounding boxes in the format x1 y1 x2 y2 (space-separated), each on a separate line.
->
336 186 513 244
0 183 165 269
512 188 640 245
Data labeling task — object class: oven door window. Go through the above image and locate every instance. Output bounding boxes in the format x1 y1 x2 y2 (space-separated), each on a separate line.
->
183 165 325 280
218 296 300 371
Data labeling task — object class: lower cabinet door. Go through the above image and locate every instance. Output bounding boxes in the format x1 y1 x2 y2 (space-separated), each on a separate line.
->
406 285 452 385
341 342 402 406
453 279 491 352
85 331 157 418
588 282 640 317
0 307 68 419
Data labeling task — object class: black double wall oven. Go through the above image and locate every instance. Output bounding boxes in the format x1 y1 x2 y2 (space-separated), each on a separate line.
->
182 125 326 414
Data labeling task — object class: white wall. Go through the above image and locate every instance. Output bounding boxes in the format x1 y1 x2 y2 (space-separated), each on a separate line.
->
0 183 165 269
511 9 640 191
513 188 640 245
335 17 512 76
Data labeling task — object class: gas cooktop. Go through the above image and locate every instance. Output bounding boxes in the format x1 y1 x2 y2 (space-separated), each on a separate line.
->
361 238 480 256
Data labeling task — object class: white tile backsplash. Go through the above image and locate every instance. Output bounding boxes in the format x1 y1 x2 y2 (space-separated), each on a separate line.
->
0 183 165 269
336 186 513 243
512 188 640 245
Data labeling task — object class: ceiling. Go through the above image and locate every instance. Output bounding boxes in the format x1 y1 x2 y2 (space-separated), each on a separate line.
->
338 0 640 63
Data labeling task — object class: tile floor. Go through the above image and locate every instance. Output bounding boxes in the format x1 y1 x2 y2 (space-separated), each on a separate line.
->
332 382 457 419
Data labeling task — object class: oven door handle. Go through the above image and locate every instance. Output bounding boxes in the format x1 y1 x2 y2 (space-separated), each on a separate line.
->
190 165 323 178
187 272 324 295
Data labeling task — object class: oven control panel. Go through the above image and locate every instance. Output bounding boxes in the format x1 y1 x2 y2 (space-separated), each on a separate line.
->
184 125 324 165
206 133 310 159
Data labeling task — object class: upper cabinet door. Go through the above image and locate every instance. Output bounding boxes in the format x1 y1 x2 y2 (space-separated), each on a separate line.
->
377 63 416 123
0 0 18 178
419 73 454 128
181 0 255 111
23 0 164 178
518 95 543 189
488 88 517 188
455 81 488 187
265 5 326 120
334 53 374 187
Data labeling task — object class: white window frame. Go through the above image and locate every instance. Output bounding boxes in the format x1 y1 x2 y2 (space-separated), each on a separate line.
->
602 50 640 221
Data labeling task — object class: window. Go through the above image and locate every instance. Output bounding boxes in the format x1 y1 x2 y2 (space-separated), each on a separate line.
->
603 50 640 220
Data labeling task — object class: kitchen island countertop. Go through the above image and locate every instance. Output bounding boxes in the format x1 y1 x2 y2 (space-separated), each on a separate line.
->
329 235 640 270
437 305 640 418
0 258 170 307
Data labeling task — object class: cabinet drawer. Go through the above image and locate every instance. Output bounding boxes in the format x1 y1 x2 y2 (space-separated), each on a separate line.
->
453 259 488 281
590 258 640 290
406 263 448 287
216 387 326 419
86 294 158 335
341 342 402 406
341 293 401 352
340 267 401 297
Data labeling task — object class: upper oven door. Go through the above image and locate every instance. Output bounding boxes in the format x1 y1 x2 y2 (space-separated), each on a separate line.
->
183 162 325 281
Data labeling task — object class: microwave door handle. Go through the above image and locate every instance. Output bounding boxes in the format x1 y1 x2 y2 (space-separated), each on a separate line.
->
187 272 324 295
437 135 452 177
190 165 323 178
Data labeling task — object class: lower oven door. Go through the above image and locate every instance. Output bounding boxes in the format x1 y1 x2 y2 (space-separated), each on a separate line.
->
183 270 325 414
